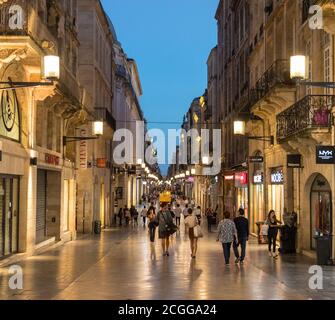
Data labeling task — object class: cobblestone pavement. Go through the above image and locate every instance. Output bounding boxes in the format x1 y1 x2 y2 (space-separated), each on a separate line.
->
0 221 334 300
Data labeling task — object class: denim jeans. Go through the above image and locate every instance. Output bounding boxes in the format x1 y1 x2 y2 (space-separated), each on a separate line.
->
149 223 156 242
222 242 232 264
233 238 247 261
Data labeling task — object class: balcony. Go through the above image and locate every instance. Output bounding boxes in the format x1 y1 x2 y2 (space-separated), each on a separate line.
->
250 60 294 108
277 95 335 141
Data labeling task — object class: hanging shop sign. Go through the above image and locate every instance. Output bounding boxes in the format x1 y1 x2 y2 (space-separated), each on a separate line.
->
316 146 335 164
79 130 87 169
249 156 264 163
270 168 284 184
287 154 302 168
253 172 264 184
0 89 20 142
235 172 248 188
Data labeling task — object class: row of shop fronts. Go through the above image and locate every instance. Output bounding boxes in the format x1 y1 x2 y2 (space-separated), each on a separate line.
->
221 148 333 256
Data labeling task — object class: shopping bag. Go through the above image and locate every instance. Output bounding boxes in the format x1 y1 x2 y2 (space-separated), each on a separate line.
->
194 225 204 238
260 224 269 236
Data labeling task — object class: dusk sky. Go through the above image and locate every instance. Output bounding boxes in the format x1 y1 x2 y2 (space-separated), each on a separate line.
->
101 0 218 175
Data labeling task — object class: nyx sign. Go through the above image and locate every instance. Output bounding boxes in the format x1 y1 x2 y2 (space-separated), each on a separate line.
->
316 146 335 164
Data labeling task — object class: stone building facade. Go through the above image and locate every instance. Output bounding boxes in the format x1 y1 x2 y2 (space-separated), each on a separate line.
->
0 0 83 258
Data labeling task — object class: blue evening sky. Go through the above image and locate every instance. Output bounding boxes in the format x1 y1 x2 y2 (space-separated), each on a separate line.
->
101 0 218 175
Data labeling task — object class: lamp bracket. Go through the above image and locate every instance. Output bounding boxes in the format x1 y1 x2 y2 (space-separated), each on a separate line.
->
63 136 99 145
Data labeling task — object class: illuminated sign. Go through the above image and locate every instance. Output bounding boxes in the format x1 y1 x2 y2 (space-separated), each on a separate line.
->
253 173 263 184
224 175 234 181
316 146 335 164
235 172 248 188
271 169 284 184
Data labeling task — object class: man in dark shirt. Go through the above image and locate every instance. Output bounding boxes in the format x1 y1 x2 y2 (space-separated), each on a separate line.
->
233 208 249 264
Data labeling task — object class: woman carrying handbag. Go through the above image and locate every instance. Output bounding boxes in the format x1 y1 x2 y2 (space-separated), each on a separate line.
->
184 208 202 259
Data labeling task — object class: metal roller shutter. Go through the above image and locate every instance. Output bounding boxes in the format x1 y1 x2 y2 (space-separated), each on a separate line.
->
36 170 46 244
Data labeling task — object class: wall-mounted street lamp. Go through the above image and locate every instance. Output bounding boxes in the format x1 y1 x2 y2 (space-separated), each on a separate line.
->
290 55 335 88
234 120 274 145
63 120 104 145
186 170 190 176
0 55 60 91
191 168 196 175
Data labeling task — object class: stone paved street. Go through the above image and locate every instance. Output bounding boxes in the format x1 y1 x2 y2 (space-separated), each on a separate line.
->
0 222 334 300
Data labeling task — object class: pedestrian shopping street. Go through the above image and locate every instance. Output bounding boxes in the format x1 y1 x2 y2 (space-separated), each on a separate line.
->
0 221 334 301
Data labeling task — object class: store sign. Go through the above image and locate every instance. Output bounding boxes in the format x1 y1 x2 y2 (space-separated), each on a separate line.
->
249 156 264 163
224 175 234 181
79 130 87 169
45 154 60 166
287 154 302 168
253 173 263 184
235 172 248 188
271 169 284 184
0 89 20 142
316 146 335 164
96 158 107 168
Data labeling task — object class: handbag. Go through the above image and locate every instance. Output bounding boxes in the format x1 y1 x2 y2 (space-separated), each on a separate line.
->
194 225 203 238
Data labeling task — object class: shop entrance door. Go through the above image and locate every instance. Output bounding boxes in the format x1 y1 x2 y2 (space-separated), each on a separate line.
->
0 176 19 258
36 169 47 244
310 174 332 250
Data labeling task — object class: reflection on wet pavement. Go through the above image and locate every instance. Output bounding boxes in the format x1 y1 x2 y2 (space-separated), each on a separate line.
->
0 222 334 300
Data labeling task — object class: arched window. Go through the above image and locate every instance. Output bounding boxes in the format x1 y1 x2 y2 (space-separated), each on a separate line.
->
310 174 332 249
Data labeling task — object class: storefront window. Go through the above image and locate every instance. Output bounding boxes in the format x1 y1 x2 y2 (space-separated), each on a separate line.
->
268 168 285 222
310 174 332 249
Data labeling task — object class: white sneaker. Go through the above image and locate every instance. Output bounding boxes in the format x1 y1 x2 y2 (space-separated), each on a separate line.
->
268 252 273 257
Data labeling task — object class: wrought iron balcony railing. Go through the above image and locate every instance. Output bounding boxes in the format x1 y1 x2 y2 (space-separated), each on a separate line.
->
276 95 335 141
249 59 294 108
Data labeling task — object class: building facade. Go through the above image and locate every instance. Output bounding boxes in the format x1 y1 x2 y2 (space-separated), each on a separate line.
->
215 0 250 219
77 0 116 233
246 0 335 259
0 0 82 258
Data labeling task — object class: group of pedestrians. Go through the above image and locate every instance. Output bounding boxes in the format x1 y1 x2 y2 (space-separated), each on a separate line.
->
117 205 140 227
117 196 283 265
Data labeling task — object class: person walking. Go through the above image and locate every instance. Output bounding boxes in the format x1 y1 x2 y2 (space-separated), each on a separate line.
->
183 204 189 217
184 208 199 259
194 206 202 225
206 207 214 233
141 206 148 226
233 208 249 264
124 206 130 226
266 210 282 258
148 208 157 243
174 204 182 227
118 207 124 227
217 211 238 266
156 202 174 257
